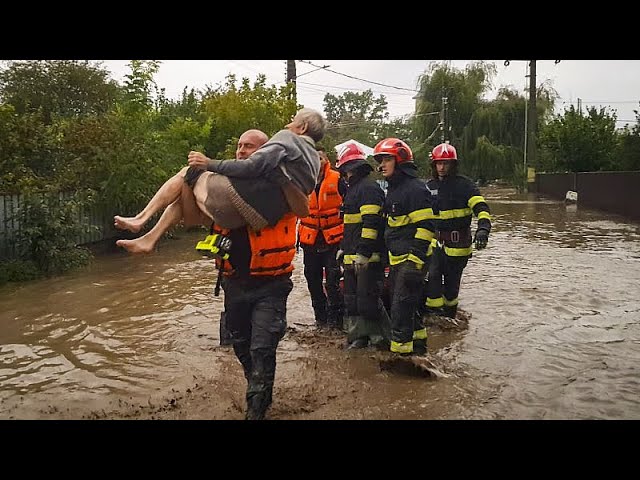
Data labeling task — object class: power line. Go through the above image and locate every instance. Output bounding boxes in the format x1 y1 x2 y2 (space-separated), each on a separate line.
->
561 100 639 104
298 60 419 93
297 80 415 97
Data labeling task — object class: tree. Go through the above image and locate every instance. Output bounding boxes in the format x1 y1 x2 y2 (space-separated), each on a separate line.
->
0 60 119 123
413 61 496 150
321 89 389 148
200 74 297 158
538 105 619 172
617 102 640 171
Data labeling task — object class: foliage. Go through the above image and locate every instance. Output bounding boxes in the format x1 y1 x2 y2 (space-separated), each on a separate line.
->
413 61 496 150
12 192 95 277
0 105 65 192
321 89 389 150
201 74 298 158
0 259 40 284
616 103 640 171
538 105 619 172
0 60 120 122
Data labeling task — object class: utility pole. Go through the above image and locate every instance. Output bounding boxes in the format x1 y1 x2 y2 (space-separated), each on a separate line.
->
440 89 448 143
526 60 537 177
286 60 297 102
505 59 560 193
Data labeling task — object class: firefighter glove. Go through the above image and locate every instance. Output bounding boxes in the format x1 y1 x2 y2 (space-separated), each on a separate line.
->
474 229 489 250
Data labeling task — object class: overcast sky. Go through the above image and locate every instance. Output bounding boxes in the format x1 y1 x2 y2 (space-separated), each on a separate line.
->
98 60 640 128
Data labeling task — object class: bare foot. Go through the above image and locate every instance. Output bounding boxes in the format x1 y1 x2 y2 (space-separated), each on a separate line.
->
114 216 145 233
116 238 155 254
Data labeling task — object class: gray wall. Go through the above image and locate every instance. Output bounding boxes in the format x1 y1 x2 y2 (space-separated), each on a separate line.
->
535 171 640 221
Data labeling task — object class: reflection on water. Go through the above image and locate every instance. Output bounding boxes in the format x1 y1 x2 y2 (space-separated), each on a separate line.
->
1 187 640 419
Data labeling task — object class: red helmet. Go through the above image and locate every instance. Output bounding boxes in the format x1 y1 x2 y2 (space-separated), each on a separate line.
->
431 142 457 162
335 142 367 173
373 138 413 164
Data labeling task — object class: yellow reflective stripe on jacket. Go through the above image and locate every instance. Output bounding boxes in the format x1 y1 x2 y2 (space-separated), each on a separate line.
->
407 254 424 266
390 340 413 354
388 252 408 265
444 297 459 306
343 252 382 265
343 213 361 224
361 227 378 240
387 209 437 228
409 207 436 222
444 245 473 256
415 227 434 241
478 211 492 221
360 204 381 215
468 195 486 209
387 215 410 227
438 207 472 219
387 253 424 266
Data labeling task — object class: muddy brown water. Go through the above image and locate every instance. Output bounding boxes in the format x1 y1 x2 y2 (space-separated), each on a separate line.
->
1 186 639 420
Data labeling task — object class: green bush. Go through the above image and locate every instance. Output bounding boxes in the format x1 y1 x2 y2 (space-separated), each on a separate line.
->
13 192 94 277
0 259 41 284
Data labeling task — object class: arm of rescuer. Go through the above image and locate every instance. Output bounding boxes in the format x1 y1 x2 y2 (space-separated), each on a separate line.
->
467 182 492 250
355 181 385 262
406 188 436 267
188 142 285 178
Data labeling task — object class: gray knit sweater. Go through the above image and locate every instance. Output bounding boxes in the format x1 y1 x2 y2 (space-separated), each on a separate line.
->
206 129 320 195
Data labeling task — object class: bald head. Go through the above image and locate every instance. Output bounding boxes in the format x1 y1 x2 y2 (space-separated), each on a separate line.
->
236 129 269 160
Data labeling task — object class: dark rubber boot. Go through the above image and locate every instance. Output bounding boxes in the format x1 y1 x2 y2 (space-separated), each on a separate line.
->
442 305 458 319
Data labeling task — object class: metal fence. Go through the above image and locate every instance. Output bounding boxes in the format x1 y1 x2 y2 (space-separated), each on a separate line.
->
0 192 116 260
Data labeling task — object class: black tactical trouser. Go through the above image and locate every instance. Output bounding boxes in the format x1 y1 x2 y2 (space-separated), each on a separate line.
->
302 244 344 328
425 246 469 315
223 273 293 420
388 261 427 345
343 262 391 347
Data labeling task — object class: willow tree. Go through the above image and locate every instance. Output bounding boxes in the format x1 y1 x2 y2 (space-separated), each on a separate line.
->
412 61 496 160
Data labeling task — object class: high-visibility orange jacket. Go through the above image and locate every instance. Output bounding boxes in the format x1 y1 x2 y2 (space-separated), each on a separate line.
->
214 212 297 276
298 162 344 247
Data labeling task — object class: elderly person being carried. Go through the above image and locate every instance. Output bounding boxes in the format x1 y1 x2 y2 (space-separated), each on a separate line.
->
114 108 326 253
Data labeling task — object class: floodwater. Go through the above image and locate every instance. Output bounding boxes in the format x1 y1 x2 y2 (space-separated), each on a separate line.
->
1 186 639 420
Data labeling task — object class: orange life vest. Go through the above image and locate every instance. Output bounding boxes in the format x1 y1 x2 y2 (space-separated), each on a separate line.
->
298 162 344 246
214 213 297 276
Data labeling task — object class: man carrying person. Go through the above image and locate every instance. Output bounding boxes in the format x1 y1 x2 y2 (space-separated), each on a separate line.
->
114 108 326 253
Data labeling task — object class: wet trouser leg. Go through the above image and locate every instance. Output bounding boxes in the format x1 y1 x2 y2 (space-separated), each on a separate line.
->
425 247 446 315
344 262 391 349
442 255 468 318
388 262 426 354
353 262 391 348
322 246 344 329
303 249 328 326
224 275 292 420
342 265 361 343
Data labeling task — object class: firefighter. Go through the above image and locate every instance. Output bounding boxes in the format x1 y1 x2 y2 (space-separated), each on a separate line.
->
374 138 436 356
297 146 345 330
334 142 391 349
425 142 492 319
